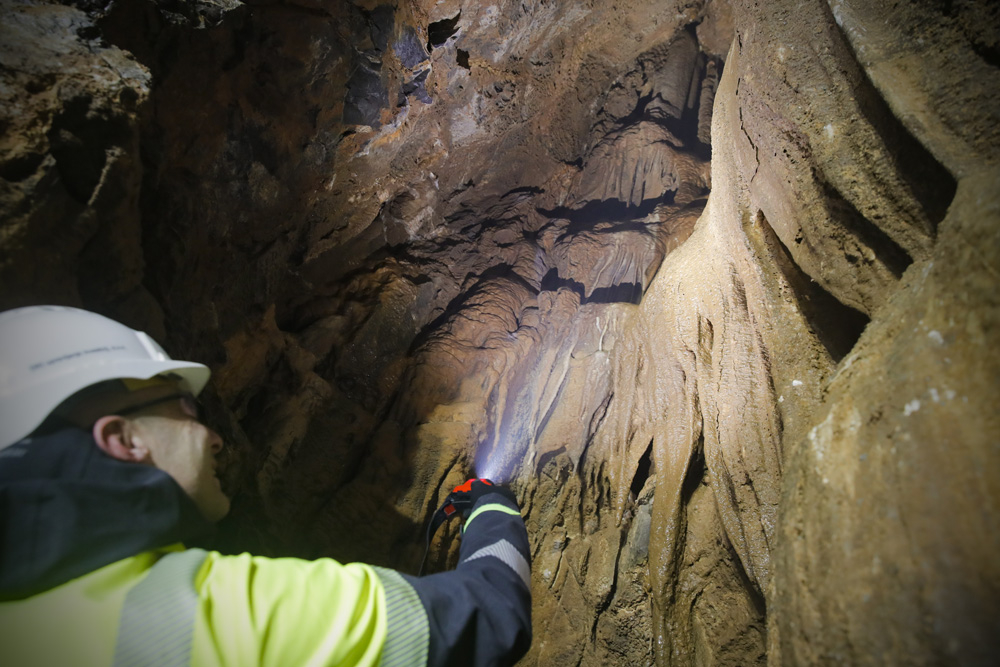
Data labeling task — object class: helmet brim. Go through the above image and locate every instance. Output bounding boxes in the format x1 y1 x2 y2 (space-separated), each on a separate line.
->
0 359 210 450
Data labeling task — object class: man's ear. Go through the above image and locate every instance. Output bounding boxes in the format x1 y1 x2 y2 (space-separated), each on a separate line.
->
92 416 152 464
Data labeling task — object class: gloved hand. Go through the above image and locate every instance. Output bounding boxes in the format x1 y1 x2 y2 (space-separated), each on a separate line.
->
419 478 519 575
435 479 517 525
464 478 517 511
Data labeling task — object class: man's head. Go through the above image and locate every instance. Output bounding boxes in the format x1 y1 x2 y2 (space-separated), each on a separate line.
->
62 379 230 522
0 305 228 521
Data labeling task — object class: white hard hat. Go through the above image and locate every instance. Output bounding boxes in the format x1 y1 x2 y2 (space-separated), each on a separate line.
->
0 305 210 450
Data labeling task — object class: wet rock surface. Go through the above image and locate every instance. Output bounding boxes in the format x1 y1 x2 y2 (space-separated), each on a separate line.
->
1 0 998 664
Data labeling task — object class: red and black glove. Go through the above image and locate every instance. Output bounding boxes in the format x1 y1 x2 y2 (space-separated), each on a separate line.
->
420 478 518 575
440 478 517 520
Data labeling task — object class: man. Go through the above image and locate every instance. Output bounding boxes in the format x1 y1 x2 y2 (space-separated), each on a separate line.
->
0 305 532 667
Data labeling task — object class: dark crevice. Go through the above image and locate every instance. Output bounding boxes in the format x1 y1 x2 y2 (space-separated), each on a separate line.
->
820 182 913 279
730 532 768 618
554 218 661 246
240 121 279 174
589 282 645 305
651 105 703 160
755 211 870 363
427 12 461 51
680 439 704 505
0 152 45 182
48 96 124 203
500 185 544 200
540 269 644 305
630 440 654 499
972 41 1000 69
539 196 665 231
829 9 957 234
456 48 471 70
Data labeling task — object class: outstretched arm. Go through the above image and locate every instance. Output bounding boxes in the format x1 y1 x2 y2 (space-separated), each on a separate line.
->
192 484 531 667
401 484 532 667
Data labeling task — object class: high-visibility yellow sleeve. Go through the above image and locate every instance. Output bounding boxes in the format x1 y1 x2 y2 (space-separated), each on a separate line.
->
191 552 388 667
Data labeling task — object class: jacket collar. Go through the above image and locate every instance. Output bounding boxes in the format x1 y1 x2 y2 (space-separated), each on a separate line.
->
0 427 212 600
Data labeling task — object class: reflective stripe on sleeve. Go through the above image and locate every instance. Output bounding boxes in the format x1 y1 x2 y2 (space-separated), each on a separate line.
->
461 539 531 588
113 548 208 667
462 502 521 532
372 567 429 667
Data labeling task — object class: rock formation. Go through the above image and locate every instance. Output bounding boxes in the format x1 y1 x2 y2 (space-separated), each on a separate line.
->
1 0 997 664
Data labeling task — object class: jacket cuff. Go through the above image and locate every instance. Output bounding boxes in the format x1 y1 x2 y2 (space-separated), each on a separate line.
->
471 488 519 512
462 501 521 533
372 567 430 667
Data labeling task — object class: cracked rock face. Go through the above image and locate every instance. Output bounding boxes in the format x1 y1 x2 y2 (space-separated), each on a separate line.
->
1 0 998 664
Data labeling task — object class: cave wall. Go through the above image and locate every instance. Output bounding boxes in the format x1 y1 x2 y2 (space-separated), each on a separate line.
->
1 0 998 665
